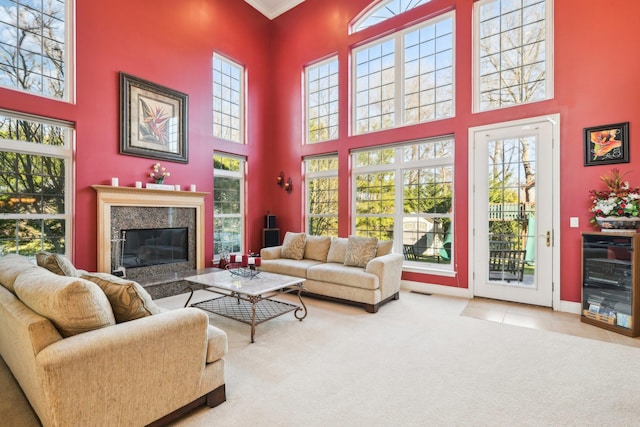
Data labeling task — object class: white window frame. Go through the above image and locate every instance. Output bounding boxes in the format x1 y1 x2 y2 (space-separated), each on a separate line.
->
213 53 245 144
472 0 554 112
305 56 339 144
304 154 339 236
213 153 246 258
0 0 75 102
0 109 74 258
351 11 455 136
351 137 455 275
350 0 433 34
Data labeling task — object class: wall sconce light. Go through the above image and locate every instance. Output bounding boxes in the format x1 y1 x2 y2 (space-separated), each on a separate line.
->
284 177 293 193
277 171 285 187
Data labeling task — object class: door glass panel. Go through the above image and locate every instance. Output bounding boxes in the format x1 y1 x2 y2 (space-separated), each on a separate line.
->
487 136 536 287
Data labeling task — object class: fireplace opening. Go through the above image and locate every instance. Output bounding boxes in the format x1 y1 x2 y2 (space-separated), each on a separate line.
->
120 227 188 269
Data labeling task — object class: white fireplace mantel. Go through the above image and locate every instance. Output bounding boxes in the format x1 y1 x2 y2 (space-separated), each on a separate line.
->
92 185 208 273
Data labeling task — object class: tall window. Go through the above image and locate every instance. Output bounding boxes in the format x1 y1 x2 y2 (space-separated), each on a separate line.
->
305 57 339 144
0 110 73 257
353 12 455 135
351 0 433 34
0 0 72 100
352 137 454 268
305 155 338 236
474 0 552 111
213 153 245 257
213 54 244 143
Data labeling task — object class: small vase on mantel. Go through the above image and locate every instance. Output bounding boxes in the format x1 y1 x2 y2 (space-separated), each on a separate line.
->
596 216 640 232
154 178 165 185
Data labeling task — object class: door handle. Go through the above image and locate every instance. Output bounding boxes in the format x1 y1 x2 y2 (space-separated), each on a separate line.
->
546 231 551 247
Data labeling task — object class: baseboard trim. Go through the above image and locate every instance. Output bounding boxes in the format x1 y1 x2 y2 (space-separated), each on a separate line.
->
401 280 472 299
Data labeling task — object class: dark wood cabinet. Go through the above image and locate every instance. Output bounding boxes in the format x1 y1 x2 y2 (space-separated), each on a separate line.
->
581 232 640 337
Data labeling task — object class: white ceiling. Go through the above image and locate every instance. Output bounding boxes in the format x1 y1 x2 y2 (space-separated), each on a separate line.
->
244 0 306 20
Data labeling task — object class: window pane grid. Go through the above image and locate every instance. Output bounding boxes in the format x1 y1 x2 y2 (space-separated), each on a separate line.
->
213 55 244 143
353 137 454 266
354 12 455 136
213 154 245 256
404 16 454 125
305 156 339 237
0 112 71 257
306 57 339 143
477 0 548 111
0 0 67 99
354 39 396 134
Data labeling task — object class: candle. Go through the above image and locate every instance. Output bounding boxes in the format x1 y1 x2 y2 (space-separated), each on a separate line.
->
174 184 181 191
248 257 255 265
135 181 142 188
111 177 119 186
229 254 236 263
241 254 249 267
254 257 261 267
190 184 196 192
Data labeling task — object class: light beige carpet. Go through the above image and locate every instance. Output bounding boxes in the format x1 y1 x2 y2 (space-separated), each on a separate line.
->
3 291 640 426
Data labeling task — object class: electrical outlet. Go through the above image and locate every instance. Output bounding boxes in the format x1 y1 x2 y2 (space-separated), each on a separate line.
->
570 217 579 228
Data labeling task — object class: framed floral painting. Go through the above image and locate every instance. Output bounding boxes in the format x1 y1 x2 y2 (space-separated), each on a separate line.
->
120 72 189 163
583 122 629 166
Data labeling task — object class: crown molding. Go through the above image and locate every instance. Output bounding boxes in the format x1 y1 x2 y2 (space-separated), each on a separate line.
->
244 0 305 20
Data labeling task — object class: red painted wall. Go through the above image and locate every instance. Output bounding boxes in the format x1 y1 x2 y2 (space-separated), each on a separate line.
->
0 0 274 270
1 0 639 305
269 0 640 303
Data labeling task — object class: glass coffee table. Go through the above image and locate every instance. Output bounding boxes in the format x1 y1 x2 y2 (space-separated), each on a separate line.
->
184 268 307 343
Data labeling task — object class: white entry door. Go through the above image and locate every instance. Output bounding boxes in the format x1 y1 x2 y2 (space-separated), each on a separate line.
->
470 116 558 307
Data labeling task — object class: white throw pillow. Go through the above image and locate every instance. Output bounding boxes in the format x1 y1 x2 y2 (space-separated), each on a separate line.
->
326 237 348 264
304 235 332 262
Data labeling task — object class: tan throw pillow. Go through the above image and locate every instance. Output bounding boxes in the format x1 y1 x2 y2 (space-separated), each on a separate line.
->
81 272 161 323
36 252 79 277
326 237 348 264
344 235 379 268
14 268 115 337
304 235 332 262
376 240 393 257
280 232 306 260
0 254 37 293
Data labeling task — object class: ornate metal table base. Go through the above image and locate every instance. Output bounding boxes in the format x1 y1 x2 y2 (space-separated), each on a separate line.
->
188 283 307 343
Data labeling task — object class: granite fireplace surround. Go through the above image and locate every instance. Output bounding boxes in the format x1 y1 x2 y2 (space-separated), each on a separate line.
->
93 185 209 299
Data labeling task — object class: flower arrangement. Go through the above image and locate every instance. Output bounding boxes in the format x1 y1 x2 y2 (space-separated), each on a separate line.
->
589 168 640 227
150 162 170 183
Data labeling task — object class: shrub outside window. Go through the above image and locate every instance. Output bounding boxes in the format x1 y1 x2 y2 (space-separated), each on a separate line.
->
0 110 73 257
305 155 338 236
352 137 454 269
213 153 245 257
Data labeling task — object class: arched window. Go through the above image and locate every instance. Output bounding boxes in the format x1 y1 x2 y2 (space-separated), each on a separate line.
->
351 0 432 34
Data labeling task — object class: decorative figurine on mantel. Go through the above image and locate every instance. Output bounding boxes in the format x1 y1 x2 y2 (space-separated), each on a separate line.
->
150 162 170 184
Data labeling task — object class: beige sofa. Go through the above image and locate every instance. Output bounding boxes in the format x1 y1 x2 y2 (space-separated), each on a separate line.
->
0 253 227 427
260 233 403 313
